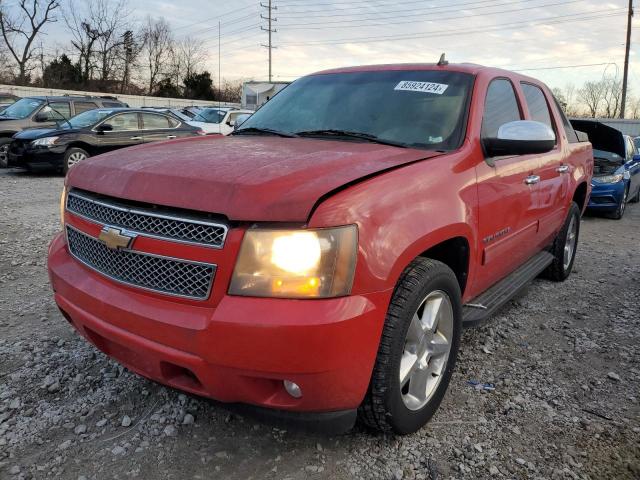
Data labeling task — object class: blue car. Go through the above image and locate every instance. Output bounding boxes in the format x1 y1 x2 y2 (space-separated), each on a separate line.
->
571 120 640 219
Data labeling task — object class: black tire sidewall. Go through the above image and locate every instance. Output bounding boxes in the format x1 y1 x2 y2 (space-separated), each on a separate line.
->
613 185 628 219
385 266 462 434
0 138 12 168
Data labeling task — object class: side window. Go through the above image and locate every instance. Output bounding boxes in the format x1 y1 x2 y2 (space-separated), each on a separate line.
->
626 137 636 160
552 97 579 143
167 116 180 128
103 101 124 108
41 102 71 120
107 113 139 131
481 79 521 139
521 83 553 129
141 113 171 129
74 102 98 114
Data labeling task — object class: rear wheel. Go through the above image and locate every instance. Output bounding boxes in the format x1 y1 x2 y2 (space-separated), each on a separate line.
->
358 258 461 434
0 138 11 168
544 202 581 281
63 147 89 173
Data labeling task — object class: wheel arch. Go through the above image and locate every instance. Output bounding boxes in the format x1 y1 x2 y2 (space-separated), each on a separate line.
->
66 141 94 156
572 181 588 213
386 225 474 298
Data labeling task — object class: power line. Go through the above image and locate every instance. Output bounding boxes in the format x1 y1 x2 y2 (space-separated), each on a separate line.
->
172 4 258 31
277 0 563 18
277 0 593 29
278 9 626 46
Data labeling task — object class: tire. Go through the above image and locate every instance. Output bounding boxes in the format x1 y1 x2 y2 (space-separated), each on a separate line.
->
610 184 628 220
543 202 581 282
63 147 89 174
358 258 462 434
0 137 12 168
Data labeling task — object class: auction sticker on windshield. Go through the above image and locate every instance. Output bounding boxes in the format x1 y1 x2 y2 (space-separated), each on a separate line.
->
394 81 449 94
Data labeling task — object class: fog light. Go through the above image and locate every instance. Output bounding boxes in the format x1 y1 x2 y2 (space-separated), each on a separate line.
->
283 380 302 398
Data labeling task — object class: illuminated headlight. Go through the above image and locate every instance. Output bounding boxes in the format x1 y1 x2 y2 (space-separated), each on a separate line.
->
31 136 59 147
229 225 357 298
59 186 67 227
593 173 624 184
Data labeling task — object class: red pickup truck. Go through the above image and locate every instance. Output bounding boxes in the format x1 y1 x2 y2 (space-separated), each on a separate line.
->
48 63 593 434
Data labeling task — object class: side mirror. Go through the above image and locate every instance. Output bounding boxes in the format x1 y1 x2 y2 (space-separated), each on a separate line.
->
227 119 235 127
483 120 556 157
96 123 113 133
33 112 49 122
234 114 250 131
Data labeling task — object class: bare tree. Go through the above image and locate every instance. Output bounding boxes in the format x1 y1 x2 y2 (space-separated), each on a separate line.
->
578 80 606 118
141 17 172 94
0 0 60 84
601 76 623 119
64 0 99 82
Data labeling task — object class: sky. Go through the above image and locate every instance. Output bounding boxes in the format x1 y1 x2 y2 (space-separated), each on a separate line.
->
6 0 639 93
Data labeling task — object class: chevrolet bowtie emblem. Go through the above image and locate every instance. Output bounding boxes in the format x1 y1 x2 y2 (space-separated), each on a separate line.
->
98 227 136 250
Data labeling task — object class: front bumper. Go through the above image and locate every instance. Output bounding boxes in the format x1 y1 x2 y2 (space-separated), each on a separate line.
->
7 143 64 169
48 233 390 420
587 180 626 211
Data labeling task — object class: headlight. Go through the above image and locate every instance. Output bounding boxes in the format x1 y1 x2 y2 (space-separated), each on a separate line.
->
59 186 67 227
593 173 624 184
229 225 358 298
31 136 59 147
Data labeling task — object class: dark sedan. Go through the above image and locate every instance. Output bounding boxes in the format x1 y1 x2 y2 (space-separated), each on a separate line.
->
8 108 204 172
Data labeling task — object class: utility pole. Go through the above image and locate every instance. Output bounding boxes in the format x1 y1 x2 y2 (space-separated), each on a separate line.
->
218 20 221 107
620 0 634 118
122 30 133 94
260 0 277 82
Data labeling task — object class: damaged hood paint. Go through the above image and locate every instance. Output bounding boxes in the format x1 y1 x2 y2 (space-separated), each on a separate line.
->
67 135 440 221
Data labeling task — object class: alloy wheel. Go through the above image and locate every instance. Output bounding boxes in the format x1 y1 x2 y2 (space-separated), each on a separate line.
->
399 290 454 411
67 151 87 168
563 215 577 270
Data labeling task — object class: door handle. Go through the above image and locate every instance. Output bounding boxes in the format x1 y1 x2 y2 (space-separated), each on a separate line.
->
130 136 142 141
166 135 176 139
524 175 541 185
556 165 570 173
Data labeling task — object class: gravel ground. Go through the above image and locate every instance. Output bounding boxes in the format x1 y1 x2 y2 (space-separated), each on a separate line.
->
0 168 638 480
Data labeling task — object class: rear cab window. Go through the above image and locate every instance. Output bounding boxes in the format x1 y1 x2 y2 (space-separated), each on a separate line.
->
521 82 557 146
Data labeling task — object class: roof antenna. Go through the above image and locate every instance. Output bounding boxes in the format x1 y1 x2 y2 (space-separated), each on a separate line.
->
437 53 448 66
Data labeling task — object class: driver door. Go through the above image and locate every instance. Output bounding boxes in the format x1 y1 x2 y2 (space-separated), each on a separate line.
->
31 101 70 128
475 78 542 289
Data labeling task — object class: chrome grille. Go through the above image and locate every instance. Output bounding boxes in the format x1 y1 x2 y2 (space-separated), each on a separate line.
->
66 190 227 248
66 226 216 300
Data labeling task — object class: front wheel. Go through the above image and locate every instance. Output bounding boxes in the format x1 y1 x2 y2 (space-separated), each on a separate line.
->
0 138 12 168
358 258 462 434
610 185 628 220
63 147 89 174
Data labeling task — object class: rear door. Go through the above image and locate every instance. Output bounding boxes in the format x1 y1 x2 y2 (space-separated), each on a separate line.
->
475 78 543 288
140 113 184 143
73 101 98 116
94 112 143 153
520 82 567 244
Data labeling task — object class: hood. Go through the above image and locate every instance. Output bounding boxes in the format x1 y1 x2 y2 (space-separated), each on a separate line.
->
15 127 76 140
0 117 23 131
67 135 441 222
570 119 625 158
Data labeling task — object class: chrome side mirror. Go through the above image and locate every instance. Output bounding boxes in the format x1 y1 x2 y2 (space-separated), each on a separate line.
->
484 120 556 157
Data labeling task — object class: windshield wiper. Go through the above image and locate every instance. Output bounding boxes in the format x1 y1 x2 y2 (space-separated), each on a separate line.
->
295 129 408 148
233 127 298 138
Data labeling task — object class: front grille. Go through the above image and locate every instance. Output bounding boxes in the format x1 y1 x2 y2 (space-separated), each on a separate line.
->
66 190 227 248
66 226 216 300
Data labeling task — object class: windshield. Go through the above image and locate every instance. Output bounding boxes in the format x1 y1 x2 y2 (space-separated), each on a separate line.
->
238 70 473 149
65 109 113 129
193 108 226 123
1 98 44 119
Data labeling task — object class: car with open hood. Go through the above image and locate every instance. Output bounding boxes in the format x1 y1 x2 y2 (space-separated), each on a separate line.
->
8 108 203 173
48 62 593 434
571 119 640 219
187 107 254 135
